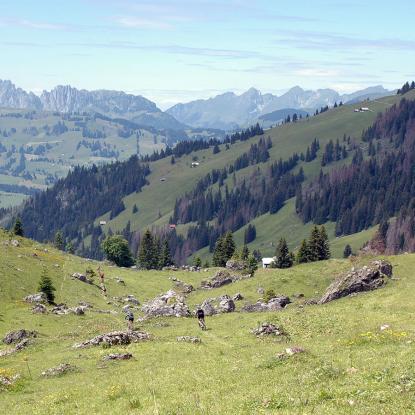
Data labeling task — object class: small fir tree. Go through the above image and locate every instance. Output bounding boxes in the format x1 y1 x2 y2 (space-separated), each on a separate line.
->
296 239 310 263
38 272 56 304
193 256 202 268
274 238 293 268
13 217 24 236
159 239 173 268
54 231 64 251
138 230 156 270
343 244 352 258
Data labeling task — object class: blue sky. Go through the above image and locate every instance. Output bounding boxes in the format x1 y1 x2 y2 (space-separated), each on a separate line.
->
1 0 414 109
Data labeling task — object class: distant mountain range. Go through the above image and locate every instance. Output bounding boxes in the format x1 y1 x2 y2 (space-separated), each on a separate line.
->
167 85 392 130
0 80 185 131
0 80 392 132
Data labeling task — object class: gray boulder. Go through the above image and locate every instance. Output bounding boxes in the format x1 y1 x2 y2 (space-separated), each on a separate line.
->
251 322 285 337
218 295 235 313
73 330 151 348
233 293 243 301
225 259 247 271
32 303 47 314
71 272 93 284
3 329 37 345
24 292 47 304
177 336 201 344
41 363 76 377
103 353 133 361
319 260 393 304
242 296 291 312
141 290 190 317
201 270 233 289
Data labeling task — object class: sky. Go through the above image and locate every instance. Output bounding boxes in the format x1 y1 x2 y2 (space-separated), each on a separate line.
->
0 0 414 109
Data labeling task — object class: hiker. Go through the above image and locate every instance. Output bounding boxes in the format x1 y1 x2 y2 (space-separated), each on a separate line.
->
98 266 105 284
196 308 206 330
125 309 134 331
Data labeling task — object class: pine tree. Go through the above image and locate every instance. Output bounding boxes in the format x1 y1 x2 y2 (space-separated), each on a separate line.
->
247 254 258 275
159 239 173 268
212 235 224 266
38 272 56 304
274 238 293 268
223 232 236 262
297 239 310 263
54 231 64 251
318 226 331 260
241 245 249 260
308 225 321 261
132 204 138 214
193 256 202 267
66 242 75 254
343 244 352 258
138 230 156 270
13 217 24 236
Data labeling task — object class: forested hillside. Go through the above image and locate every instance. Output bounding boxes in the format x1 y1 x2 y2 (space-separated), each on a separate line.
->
6 89 415 264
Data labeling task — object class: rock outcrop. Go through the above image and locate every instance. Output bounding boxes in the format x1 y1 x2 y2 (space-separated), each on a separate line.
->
73 331 151 348
41 363 76 377
199 295 236 315
52 304 86 315
103 353 133 361
200 270 252 289
3 329 37 345
24 293 47 304
251 322 285 337
177 336 201 344
242 296 291 312
319 260 393 304
141 290 190 317
171 277 194 294
71 272 93 284
225 259 247 271
32 303 47 314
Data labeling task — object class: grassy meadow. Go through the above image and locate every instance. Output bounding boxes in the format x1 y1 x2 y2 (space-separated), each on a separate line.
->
1 229 415 414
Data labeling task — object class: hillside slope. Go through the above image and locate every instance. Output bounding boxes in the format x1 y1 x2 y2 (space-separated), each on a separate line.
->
1 230 415 414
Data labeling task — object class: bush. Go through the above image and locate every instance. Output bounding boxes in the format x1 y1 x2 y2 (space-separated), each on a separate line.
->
264 289 276 303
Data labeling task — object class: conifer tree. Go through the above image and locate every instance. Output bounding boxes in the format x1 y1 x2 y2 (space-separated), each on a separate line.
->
223 232 236 262
274 238 293 268
297 239 310 263
138 230 156 270
193 256 202 267
13 217 24 236
38 272 56 304
241 245 250 260
212 235 225 267
318 226 331 260
54 231 64 251
159 239 173 268
247 254 258 275
343 244 352 258
66 242 75 254
308 225 321 261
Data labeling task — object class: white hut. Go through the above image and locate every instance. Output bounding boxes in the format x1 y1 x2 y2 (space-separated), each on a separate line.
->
262 257 275 268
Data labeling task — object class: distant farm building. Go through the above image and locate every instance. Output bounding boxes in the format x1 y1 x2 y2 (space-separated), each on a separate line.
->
191 161 200 167
99 221 107 226
262 257 275 268
169 224 176 229
160 177 166 182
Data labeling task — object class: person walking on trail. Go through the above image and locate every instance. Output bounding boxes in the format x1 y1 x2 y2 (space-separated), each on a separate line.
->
98 266 107 296
125 309 134 331
196 308 206 330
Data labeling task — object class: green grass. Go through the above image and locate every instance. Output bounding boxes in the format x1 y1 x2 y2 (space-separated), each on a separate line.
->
2 230 415 414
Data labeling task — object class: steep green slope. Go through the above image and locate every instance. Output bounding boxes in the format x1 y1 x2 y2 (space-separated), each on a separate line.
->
1 231 415 414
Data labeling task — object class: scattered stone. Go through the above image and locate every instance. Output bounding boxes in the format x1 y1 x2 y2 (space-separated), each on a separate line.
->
0 373 20 387
181 265 200 272
142 290 190 318
201 270 233 289
218 295 235 313
11 240 20 247
225 259 247 271
171 278 194 294
251 322 285 337
177 336 201 344
79 301 93 309
3 329 37 345
122 295 140 305
24 292 47 304
41 363 76 377
32 303 47 314
52 304 85 315
346 367 359 374
257 287 265 295
0 339 29 357
232 293 243 301
115 277 125 285
242 296 291 312
200 298 217 316
293 293 305 299
73 330 151 348
319 260 393 304
71 272 93 284
103 353 133 361
285 346 305 356
380 324 391 331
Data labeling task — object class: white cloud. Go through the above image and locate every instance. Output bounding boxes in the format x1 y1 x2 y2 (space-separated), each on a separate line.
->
115 16 173 30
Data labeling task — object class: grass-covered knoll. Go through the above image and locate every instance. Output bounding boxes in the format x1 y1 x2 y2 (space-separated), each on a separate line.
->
1 230 415 414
